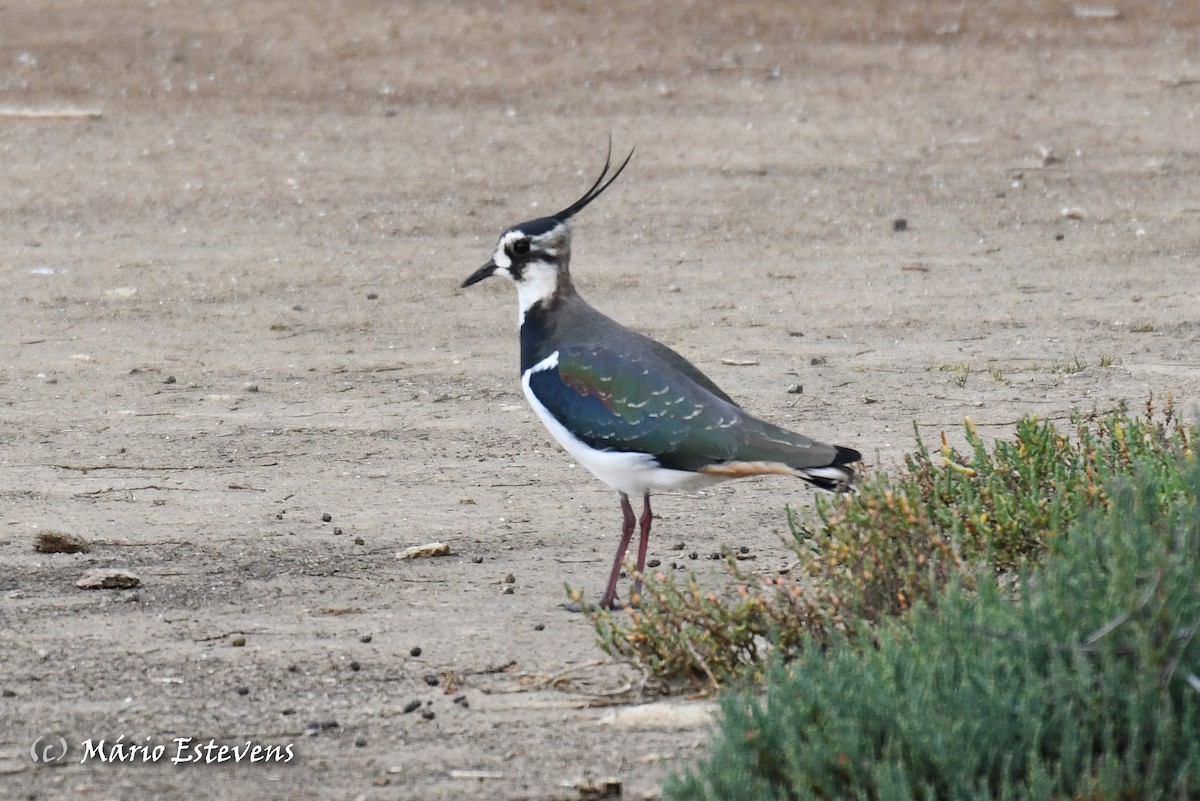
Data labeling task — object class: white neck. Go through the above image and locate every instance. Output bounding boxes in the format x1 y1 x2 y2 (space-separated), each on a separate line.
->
515 261 562 326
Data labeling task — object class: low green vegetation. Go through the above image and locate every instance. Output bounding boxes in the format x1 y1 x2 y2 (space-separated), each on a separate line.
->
585 395 1198 799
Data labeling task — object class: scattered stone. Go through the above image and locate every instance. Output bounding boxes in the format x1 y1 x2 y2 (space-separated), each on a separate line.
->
689 551 699 560
668 541 685 551
236 687 250 696
786 383 803 394
360 634 373 644
503 573 516 584
396 541 451 560
34 530 91 554
423 673 439 686
502 586 515 595
892 218 908 232
646 559 661 568
810 356 827 366
355 736 368 747
229 634 247 647
598 700 718 730
534 623 545 631
472 555 484 564
2 688 16 698
453 695 469 708
354 536 365 545
243 382 259 392
164 375 177 385
349 661 361 672
575 777 623 799
321 513 332 523
409 646 422 657
333 527 343 536
402 700 421 714
420 709 435 721
366 292 378 300
76 569 140 590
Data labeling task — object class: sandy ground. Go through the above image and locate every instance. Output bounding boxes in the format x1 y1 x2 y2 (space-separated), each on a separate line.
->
2 1 1199 799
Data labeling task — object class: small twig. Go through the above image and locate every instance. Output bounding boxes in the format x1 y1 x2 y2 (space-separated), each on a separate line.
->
682 638 720 692
1084 569 1162 647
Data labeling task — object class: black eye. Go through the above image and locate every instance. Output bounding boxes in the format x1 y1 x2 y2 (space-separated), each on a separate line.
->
512 238 531 256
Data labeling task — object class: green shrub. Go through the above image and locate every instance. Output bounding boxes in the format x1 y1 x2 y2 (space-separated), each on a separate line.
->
588 398 1194 685
665 457 1200 800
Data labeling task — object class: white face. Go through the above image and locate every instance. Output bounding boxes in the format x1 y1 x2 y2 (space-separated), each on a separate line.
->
488 223 572 324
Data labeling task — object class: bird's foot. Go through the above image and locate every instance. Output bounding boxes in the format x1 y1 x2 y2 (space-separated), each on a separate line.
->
559 596 630 613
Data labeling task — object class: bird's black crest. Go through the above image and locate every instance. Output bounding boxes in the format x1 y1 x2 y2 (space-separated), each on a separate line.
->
552 139 634 222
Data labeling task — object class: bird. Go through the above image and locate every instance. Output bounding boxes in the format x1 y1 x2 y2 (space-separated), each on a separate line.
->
460 144 861 609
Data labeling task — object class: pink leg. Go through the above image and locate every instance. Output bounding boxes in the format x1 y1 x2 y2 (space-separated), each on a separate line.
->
599 493 637 609
631 494 652 599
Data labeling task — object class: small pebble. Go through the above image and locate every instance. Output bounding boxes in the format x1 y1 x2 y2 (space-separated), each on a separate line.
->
669 541 685 551
355 737 368 747
281 708 296 716
244 382 259 392
472 555 484 564
360 634 373 644
236 687 250 696
349 661 361 672
322 513 332 523
893 218 908 232
354 536 364 545
409 646 422 657
646 559 661 568
320 720 338 730
709 552 721 560
453 695 469 708
502 586 515 595
786 383 803 394
420 709 435 721
366 292 378 300
229 634 247 647
402 700 421 714
164 375 176 385
423 674 439 686
333 527 343 536
534 623 545 631
739 546 750 555
689 551 699 560
503 573 516 584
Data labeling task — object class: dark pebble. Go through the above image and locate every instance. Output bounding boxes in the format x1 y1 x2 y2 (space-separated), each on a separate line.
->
689 551 699 560
366 293 378 300
360 634 373 644
235 687 250 696
503 573 515 584
321 720 338 730
646 559 660 568
420 709 435 721
453 695 469 708
410 646 422 657
333 527 343 536
402 700 421 714
354 536 364 545
292 305 304 311
534 623 545 631
893 218 908 232
287 664 300 673
423 674 439 686
1055 233 1065 241
739 546 750 555
164 375 176 385
472 555 484 564
281 708 296 716
669 541 685 551
355 737 368 747
322 513 332 523
710 552 721 560
349 660 361 671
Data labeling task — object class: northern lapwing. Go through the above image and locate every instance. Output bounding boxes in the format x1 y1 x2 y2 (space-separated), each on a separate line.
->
461 145 861 609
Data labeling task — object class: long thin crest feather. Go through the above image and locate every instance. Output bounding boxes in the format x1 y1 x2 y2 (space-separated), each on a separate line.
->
552 139 634 221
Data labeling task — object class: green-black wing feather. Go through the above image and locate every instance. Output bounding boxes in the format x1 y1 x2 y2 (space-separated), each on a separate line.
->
527 345 841 472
